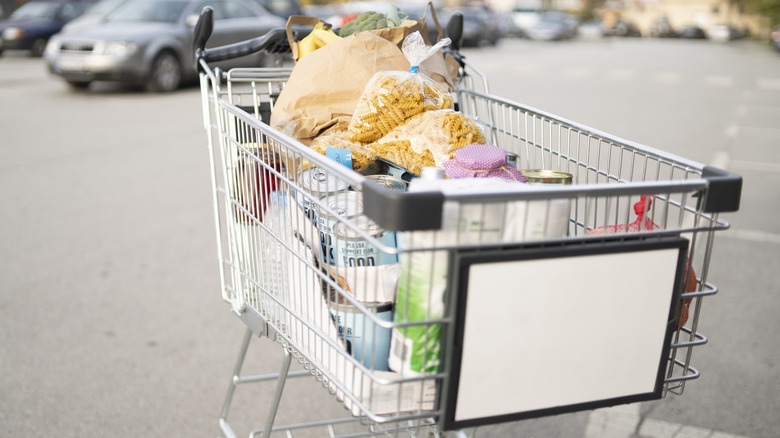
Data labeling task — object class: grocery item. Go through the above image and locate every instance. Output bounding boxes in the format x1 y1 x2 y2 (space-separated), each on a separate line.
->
520 169 573 184
443 144 528 183
297 22 341 59
333 215 398 267
347 32 453 143
338 8 409 37
233 147 282 224
310 126 378 173
375 109 486 169
586 195 659 235
371 139 436 176
328 292 394 371
318 191 364 264
354 174 408 192
294 166 348 222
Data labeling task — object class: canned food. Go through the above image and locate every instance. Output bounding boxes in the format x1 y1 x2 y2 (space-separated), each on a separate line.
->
328 296 393 371
352 174 408 192
334 215 398 267
318 191 363 264
505 152 518 168
295 167 348 221
519 169 573 184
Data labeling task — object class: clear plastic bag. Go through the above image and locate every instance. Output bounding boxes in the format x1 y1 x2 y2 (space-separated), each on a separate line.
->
372 109 487 170
347 32 454 143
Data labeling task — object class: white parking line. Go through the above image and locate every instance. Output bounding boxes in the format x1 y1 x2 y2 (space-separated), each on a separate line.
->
585 405 756 438
756 78 780 91
606 69 635 81
704 75 734 88
654 72 683 84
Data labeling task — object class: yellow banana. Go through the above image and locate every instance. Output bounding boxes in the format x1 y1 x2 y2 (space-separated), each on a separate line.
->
297 22 326 59
297 33 319 59
312 28 342 47
297 23 342 59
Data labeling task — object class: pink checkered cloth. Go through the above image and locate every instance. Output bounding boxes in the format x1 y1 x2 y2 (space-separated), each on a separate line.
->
443 144 528 183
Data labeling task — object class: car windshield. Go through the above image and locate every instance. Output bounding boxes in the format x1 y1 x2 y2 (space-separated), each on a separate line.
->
104 0 188 23
10 1 62 20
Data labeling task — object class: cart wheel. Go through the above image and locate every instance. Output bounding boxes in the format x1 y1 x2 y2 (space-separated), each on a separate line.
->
146 50 181 92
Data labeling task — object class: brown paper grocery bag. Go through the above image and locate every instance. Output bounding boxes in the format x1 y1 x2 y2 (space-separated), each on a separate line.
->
270 32 411 142
271 5 459 143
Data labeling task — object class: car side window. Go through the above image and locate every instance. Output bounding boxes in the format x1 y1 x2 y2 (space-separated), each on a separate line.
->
60 3 83 21
219 0 260 19
191 1 225 20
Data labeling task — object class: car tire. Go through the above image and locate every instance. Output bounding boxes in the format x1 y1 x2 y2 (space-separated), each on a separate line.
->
146 50 181 92
31 38 47 57
66 80 92 90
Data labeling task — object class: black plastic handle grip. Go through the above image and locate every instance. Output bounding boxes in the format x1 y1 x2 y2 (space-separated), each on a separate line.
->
701 166 742 213
446 11 464 52
193 6 213 69
200 28 291 63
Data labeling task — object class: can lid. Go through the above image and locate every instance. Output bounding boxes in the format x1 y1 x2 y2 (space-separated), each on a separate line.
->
519 169 573 184
301 167 348 193
364 175 408 191
335 215 382 238
322 191 363 217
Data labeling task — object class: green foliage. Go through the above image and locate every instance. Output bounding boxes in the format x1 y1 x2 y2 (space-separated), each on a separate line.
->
741 0 780 23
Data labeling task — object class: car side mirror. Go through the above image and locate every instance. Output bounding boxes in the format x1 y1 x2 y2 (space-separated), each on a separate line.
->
186 14 200 27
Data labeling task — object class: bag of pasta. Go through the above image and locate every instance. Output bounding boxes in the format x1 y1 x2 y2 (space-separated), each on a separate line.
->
372 109 486 175
310 124 379 174
347 31 454 144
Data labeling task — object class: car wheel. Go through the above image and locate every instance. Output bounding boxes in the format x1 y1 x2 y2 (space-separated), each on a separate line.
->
146 50 181 92
31 38 48 57
66 80 92 90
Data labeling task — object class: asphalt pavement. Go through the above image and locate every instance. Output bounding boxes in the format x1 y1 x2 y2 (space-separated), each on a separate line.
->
1 37 778 438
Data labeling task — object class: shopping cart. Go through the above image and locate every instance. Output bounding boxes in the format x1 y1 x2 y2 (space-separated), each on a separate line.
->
194 7 742 438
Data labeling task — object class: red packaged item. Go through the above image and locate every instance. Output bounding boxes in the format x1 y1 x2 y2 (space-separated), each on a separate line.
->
587 195 696 327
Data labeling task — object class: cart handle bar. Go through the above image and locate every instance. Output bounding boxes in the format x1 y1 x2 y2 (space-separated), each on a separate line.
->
193 6 294 71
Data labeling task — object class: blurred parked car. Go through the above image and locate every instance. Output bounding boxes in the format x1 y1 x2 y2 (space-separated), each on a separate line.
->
708 23 742 42
44 0 285 92
650 16 677 38
603 18 641 37
444 5 502 47
510 6 541 38
61 0 125 33
253 0 300 19
771 24 780 52
0 0 95 57
577 19 604 39
526 11 577 41
678 25 707 39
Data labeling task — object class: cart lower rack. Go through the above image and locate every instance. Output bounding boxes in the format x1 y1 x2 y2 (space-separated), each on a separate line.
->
195 11 741 438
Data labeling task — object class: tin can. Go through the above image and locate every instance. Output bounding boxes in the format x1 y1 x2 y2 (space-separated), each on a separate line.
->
318 191 363 264
351 174 408 192
505 152 518 168
334 215 398 267
295 167 348 221
328 297 393 371
519 169 573 184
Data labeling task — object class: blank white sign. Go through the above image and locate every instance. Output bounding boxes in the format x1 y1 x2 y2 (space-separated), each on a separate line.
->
454 247 680 422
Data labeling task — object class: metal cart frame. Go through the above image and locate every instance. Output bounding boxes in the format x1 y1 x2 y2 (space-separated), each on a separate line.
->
194 7 742 438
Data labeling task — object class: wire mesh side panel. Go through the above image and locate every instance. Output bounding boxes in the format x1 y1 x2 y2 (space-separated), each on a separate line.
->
455 88 727 395
202 68 448 432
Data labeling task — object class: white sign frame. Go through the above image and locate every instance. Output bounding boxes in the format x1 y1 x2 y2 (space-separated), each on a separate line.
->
442 238 688 430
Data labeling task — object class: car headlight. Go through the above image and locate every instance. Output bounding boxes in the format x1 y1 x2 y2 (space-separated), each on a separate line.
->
98 41 139 56
2 27 25 40
44 39 60 56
